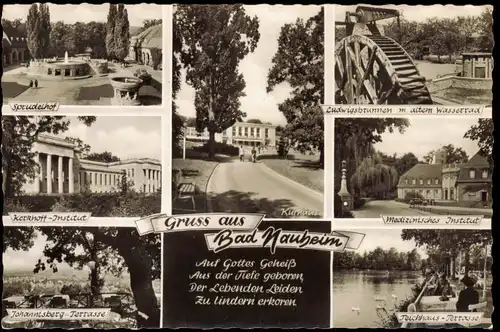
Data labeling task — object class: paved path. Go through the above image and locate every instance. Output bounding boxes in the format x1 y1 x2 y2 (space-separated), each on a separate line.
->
351 200 435 218
206 159 323 218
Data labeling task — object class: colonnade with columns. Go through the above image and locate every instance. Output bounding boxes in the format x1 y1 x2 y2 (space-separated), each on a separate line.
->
33 152 74 194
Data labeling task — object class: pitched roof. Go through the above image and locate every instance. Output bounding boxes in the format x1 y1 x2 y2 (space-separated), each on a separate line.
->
132 24 162 49
129 26 142 37
2 23 27 48
457 151 492 182
397 163 443 188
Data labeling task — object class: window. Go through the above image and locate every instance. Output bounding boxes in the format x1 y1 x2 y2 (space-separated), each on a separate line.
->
434 190 439 196
94 173 97 184
257 128 261 138
265 128 269 138
405 178 408 185
250 127 254 137
132 169 135 177
100 174 102 185
469 170 476 179
427 179 431 185
104 174 107 185
435 178 439 185
244 127 248 137
232 127 236 136
412 179 416 185
482 170 488 179
238 127 242 137
419 179 423 185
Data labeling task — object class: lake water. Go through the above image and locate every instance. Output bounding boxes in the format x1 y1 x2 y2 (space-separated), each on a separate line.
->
332 270 423 328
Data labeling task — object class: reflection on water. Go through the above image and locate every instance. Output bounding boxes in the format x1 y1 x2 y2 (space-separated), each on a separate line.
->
333 270 422 328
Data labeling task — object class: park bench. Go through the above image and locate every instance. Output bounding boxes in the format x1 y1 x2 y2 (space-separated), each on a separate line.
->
172 168 197 211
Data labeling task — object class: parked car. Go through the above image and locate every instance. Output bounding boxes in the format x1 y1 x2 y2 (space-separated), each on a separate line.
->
409 198 428 208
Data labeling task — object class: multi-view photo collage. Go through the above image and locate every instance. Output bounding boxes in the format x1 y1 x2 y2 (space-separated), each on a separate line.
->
1 3 494 330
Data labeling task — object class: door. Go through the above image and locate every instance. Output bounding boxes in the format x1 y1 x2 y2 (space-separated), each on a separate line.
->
481 191 487 202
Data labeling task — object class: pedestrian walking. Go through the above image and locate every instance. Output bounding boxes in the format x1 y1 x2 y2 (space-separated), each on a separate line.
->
29 80 33 88
239 145 244 162
34 80 38 88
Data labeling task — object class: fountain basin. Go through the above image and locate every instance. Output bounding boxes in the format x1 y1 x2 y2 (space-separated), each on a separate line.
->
110 76 143 90
109 76 144 106
28 59 91 79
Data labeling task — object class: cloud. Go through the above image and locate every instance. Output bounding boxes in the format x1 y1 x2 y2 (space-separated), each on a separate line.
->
374 118 482 160
59 117 162 160
3 4 162 27
175 5 321 126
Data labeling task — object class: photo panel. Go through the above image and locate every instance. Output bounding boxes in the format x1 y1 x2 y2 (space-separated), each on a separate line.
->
171 4 326 219
2 226 162 329
161 219 332 328
333 4 493 106
330 228 492 329
2 115 163 222
1 3 163 108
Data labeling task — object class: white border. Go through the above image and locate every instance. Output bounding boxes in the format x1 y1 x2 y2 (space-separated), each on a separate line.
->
324 4 335 330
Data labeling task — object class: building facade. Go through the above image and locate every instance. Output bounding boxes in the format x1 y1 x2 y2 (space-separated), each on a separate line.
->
184 121 277 147
128 24 162 68
22 134 161 195
2 23 29 67
397 151 492 206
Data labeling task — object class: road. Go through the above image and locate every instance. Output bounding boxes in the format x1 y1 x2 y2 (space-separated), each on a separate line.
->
206 160 324 218
351 200 435 218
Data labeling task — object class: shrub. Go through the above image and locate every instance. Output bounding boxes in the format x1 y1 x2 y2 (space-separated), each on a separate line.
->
353 196 365 209
192 142 239 156
10 195 59 212
51 192 161 217
3 198 32 215
403 191 424 203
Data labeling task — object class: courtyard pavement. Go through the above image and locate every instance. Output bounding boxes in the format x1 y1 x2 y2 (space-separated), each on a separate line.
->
206 158 324 218
351 200 435 218
2 62 162 105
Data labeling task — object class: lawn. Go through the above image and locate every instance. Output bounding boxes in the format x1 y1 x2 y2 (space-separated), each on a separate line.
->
260 151 324 193
1 81 30 99
172 150 230 213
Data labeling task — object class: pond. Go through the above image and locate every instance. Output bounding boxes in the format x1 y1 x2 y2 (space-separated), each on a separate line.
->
332 270 422 328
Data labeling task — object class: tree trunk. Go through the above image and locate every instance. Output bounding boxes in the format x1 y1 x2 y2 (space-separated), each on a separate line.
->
118 245 160 328
318 146 324 168
208 130 215 161
464 250 470 276
2 153 13 199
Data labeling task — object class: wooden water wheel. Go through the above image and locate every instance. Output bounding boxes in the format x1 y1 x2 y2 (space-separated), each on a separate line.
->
335 34 433 104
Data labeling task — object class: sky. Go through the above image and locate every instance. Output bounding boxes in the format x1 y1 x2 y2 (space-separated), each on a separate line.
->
335 5 491 23
2 4 162 27
4 230 83 273
175 5 322 127
374 117 482 161
345 229 427 258
58 116 161 160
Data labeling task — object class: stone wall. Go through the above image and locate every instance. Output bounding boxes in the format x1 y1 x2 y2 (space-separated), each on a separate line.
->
428 76 492 93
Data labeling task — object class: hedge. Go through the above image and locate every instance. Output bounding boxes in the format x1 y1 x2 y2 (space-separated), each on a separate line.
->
192 142 239 156
4 192 161 217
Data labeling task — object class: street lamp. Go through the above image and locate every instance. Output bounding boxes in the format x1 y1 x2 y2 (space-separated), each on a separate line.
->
85 232 98 307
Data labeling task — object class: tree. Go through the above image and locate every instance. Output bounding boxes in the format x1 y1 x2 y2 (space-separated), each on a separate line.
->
401 230 491 276
395 153 419 176
175 5 260 160
171 11 184 157
441 144 469 164
137 19 162 35
477 7 493 51
464 118 493 167
114 4 130 61
7 227 161 328
105 4 117 59
2 18 23 29
267 9 324 166
39 4 51 58
350 154 399 199
85 151 121 163
334 118 409 193
1 116 96 198
26 4 41 59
